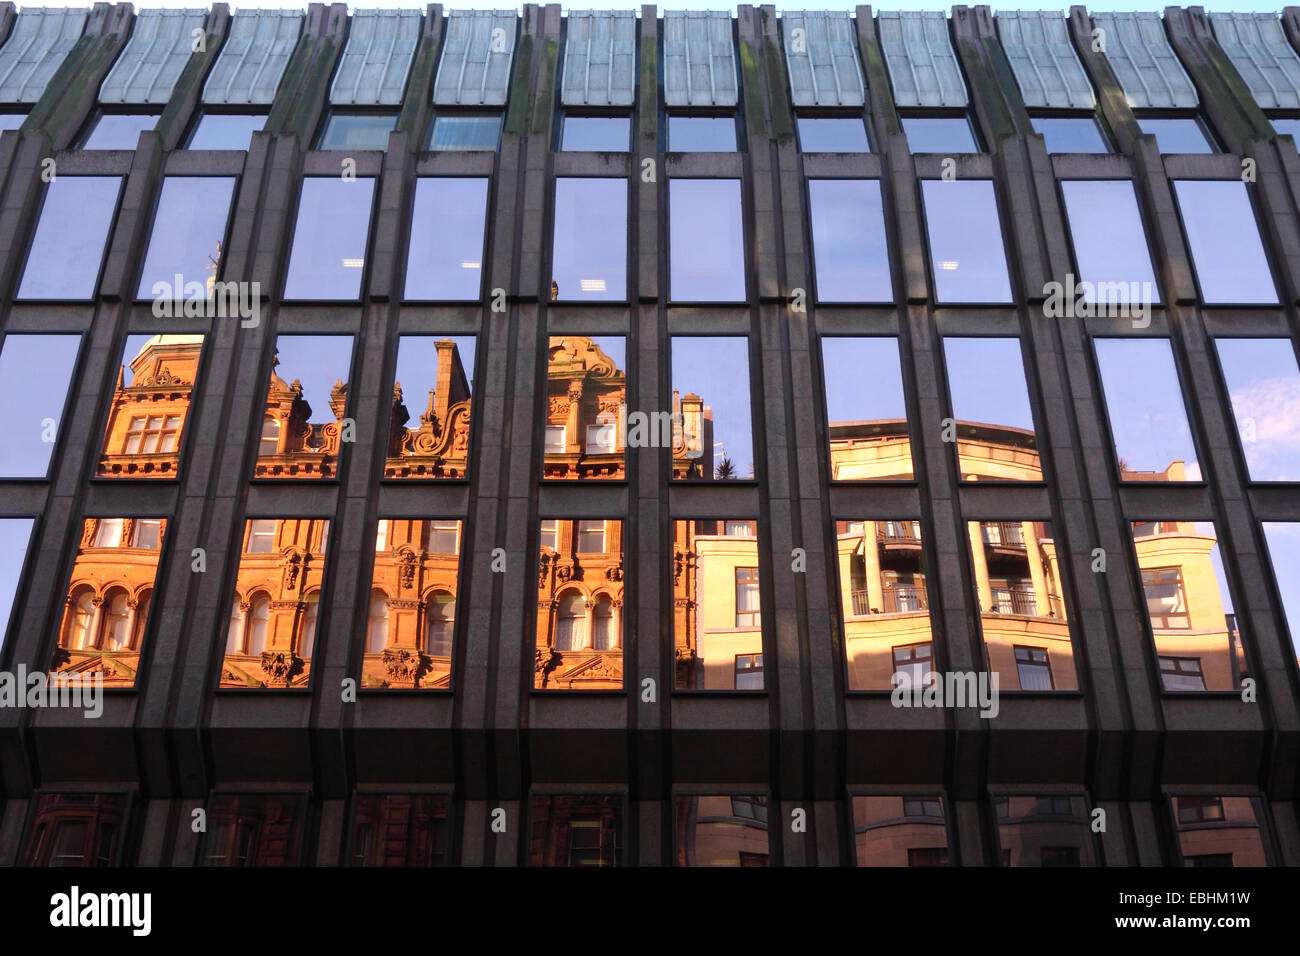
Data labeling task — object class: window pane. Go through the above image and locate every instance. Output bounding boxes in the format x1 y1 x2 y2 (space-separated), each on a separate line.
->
282 177 376 300
1059 180 1159 305
82 112 158 149
551 178 627 301
98 334 202 478
136 177 236 301
1131 521 1244 692
54 518 166 685
363 518 461 689
1031 116 1109 153
405 178 488 300
387 335 475 479
669 116 736 151
808 180 891 302
669 179 745 302
529 795 623 867
1173 180 1277 305
967 521 1074 690
188 113 264 149
222 520 330 687
1214 339 1300 482
1262 523 1300 666
1172 796 1267 866
1138 117 1215 153
0 113 25 132
0 518 34 652
797 117 869 152
430 114 501 150
920 180 1012 303
1094 338 1198 481
17 177 122 300
562 115 630 151
834 520 932 690
822 337 911 479
535 520 623 689
902 116 979 153
672 336 752 479
544 336 625 479
1272 117 1300 139
317 111 396 149
675 795 769 866
675 520 763 689
997 795 1094 866
853 796 949 866
0 334 80 476
943 337 1040 481
255 336 354 479
350 794 449 866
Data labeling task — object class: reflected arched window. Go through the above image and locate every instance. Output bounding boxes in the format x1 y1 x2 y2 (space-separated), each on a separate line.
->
103 590 130 650
366 592 388 654
299 597 319 659
226 598 245 654
426 592 454 657
554 592 587 651
247 596 270 655
69 589 95 649
259 417 280 455
591 594 616 650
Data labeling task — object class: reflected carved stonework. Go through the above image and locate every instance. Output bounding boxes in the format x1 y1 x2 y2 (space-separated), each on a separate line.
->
97 336 201 479
386 339 472 479
535 520 624 689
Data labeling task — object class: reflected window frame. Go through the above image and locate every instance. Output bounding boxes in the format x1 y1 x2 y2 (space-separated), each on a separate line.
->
672 517 768 693
1166 793 1274 867
527 792 626 868
1127 518 1251 694
850 792 954 867
673 791 771 866
992 791 1098 867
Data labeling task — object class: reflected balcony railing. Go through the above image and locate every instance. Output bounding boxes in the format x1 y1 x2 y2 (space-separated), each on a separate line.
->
982 522 1026 548
990 588 1038 616
851 584 929 615
877 521 922 545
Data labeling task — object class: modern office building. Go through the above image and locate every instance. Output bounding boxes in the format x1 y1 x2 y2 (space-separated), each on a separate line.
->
0 2 1297 868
